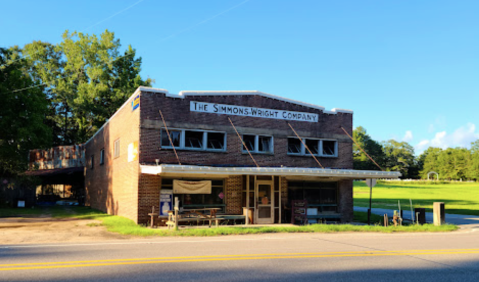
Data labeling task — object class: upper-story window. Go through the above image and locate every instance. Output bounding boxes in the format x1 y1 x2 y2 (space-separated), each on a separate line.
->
113 139 120 158
161 129 226 152
100 149 105 165
287 138 338 157
242 135 273 154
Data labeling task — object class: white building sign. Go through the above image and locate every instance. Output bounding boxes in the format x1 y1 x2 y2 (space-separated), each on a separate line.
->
190 101 318 122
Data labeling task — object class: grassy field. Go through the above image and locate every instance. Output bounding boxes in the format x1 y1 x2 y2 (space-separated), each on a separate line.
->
0 206 457 236
354 181 479 216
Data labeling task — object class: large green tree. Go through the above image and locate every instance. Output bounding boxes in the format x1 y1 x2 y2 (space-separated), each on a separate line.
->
352 126 386 170
0 47 52 174
470 140 479 180
382 140 416 178
23 30 152 144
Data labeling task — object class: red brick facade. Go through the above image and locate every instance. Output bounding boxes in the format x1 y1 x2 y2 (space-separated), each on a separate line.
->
85 88 354 224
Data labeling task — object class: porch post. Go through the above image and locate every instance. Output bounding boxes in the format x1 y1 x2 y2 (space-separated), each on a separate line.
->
246 175 250 225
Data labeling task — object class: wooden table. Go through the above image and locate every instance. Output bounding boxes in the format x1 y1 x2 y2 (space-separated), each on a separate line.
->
167 208 224 228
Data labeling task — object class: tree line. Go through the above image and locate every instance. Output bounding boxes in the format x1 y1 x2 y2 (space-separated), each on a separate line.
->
0 30 152 175
354 126 479 180
1 29 478 179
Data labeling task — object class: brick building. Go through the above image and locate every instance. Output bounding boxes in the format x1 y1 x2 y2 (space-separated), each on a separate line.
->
85 87 400 225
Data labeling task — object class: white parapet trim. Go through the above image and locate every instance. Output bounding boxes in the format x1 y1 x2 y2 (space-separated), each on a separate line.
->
138 87 353 115
140 164 401 179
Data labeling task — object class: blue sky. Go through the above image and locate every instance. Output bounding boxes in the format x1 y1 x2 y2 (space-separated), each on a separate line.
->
1 0 478 154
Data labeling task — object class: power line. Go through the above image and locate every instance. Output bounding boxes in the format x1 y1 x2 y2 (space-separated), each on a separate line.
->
6 0 252 94
0 0 145 68
81 0 145 32
159 0 251 42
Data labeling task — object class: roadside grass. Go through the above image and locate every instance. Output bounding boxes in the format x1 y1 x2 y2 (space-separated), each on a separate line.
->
353 211 385 225
96 215 457 236
0 206 458 236
0 206 105 218
354 181 479 216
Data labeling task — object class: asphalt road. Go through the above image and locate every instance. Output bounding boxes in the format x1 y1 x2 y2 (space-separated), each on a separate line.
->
1 230 479 282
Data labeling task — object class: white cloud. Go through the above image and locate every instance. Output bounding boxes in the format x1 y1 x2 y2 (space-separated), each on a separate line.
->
402 131 413 142
414 123 479 154
415 140 430 153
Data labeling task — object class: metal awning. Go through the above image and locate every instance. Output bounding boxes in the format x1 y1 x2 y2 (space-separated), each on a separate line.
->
140 164 401 179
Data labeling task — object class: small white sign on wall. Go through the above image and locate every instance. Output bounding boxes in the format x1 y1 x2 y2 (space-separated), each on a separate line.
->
190 101 319 123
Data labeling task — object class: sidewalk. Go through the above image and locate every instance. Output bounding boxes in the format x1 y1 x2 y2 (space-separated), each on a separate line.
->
354 206 479 227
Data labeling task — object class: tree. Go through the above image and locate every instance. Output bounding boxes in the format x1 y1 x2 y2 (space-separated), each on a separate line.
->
471 140 479 180
23 30 153 144
352 126 386 171
418 147 442 179
382 140 416 178
0 47 52 174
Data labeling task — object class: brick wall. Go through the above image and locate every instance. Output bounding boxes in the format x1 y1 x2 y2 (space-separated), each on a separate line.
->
225 176 243 215
138 174 161 224
139 90 353 169
85 94 141 223
338 180 353 222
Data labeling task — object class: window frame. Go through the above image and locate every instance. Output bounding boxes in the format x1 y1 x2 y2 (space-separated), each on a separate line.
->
241 134 274 154
287 137 338 158
100 149 105 165
113 139 120 159
161 128 227 152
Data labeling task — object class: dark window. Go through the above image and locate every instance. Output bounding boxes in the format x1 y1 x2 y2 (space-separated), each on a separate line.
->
258 136 272 153
288 138 302 154
185 131 204 149
322 140 336 156
305 139 319 155
100 149 105 165
287 181 338 207
161 129 181 147
90 155 94 169
114 139 120 158
207 132 225 150
242 135 255 151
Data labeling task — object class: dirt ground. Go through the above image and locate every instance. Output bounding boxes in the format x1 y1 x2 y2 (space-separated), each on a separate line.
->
0 216 130 245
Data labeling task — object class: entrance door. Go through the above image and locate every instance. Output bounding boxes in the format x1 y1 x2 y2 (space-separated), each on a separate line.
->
255 181 274 224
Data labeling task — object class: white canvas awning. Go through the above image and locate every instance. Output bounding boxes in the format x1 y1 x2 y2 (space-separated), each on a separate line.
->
173 180 212 194
140 164 401 179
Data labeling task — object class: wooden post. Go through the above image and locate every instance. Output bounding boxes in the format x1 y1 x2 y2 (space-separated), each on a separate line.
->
433 202 445 226
174 197 179 231
245 175 250 225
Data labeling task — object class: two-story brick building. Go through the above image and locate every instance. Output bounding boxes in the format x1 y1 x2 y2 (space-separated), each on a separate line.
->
84 86 400 225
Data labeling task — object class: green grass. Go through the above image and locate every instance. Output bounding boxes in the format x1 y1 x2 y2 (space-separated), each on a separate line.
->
96 216 457 236
0 206 104 218
354 181 479 216
0 206 457 236
353 211 385 225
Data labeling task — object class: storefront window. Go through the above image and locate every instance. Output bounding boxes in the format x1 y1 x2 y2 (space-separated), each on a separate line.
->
162 179 225 213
